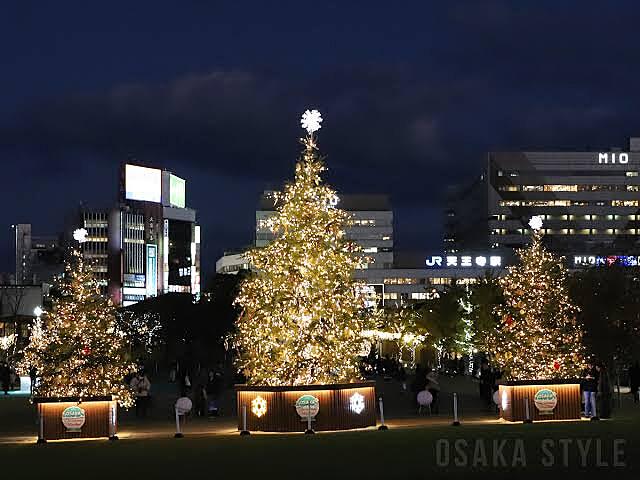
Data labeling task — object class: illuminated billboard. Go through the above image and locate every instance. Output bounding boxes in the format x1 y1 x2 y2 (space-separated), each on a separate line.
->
170 174 186 208
125 164 161 203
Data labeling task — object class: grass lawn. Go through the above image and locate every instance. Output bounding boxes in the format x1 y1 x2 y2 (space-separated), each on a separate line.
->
1 403 639 479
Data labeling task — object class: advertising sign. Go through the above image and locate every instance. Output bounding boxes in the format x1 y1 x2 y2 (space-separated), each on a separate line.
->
534 389 558 415
146 244 158 297
426 255 502 268
169 174 186 208
295 395 320 419
61 406 86 432
125 164 162 203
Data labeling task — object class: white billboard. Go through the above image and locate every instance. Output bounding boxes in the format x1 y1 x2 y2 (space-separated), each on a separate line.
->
125 164 161 203
170 174 186 208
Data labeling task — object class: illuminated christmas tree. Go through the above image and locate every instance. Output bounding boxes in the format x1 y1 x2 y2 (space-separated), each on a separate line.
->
22 245 136 406
486 216 588 380
234 110 371 386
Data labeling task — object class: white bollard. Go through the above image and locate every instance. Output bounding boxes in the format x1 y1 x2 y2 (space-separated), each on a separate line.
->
240 404 251 435
174 407 183 438
524 397 533 423
304 404 314 434
378 397 388 430
452 392 461 426
37 405 46 444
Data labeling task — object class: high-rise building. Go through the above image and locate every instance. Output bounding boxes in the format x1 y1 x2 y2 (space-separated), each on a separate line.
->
12 224 64 285
446 137 640 255
255 191 393 268
80 163 201 306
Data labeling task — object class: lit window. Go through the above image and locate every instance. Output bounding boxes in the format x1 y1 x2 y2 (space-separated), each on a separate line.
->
626 172 639 177
612 200 639 207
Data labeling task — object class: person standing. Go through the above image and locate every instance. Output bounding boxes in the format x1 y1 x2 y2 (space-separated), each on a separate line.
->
130 371 151 418
479 360 494 408
29 365 37 396
582 364 598 418
597 362 612 418
425 370 441 414
629 361 640 404
1 362 10 395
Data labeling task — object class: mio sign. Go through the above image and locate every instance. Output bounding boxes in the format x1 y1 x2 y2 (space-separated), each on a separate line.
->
598 152 629 164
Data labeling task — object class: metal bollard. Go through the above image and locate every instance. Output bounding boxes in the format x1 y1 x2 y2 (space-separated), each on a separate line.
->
452 392 461 426
378 397 388 430
591 393 600 421
174 408 184 438
524 397 533 424
304 406 315 434
36 404 46 444
240 404 251 435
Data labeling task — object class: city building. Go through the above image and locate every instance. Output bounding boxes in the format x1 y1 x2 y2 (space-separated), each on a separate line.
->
446 137 640 255
0 283 51 339
217 189 508 308
12 224 64 285
103 163 201 306
215 251 250 275
12 164 201 307
256 191 393 269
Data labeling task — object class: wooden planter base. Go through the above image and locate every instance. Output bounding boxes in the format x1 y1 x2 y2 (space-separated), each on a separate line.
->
235 382 377 432
498 380 581 422
34 396 118 442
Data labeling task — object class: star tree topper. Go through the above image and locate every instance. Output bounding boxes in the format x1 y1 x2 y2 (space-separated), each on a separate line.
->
301 109 323 134
528 215 543 231
73 228 89 243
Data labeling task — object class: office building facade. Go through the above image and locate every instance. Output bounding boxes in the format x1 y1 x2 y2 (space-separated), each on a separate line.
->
13 224 64 285
446 137 640 255
255 191 393 269
78 164 201 306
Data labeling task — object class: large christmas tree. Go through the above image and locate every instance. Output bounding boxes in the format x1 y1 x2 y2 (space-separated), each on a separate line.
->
487 217 588 380
22 246 135 406
234 110 370 386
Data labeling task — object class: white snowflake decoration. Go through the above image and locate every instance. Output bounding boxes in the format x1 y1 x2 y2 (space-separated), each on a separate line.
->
349 392 366 414
73 228 89 243
528 216 544 231
301 109 323 134
251 395 268 418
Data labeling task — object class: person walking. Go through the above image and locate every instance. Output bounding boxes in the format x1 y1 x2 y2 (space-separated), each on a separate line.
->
582 364 598 418
1 362 10 395
130 371 151 418
629 360 640 404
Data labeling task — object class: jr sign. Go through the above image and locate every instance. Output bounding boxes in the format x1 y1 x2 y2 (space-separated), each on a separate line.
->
426 255 502 268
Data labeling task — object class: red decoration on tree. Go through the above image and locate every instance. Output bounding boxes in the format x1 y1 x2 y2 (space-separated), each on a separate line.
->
553 361 560 371
82 345 91 356
504 315 514 326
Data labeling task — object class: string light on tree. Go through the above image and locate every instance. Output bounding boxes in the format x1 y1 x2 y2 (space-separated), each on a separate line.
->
485 216 588 380
233 110 372 386
21 248 136 406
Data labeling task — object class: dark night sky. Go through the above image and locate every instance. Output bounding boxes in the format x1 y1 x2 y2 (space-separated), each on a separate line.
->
2 1 640 276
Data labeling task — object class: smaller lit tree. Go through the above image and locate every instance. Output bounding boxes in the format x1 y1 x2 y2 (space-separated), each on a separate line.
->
22 250 136 406
486 217 588 380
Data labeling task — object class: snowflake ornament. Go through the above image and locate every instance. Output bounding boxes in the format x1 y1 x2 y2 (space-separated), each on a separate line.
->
251 395 268 418
528 216 543 231
73 228 89 243
301 109 323 134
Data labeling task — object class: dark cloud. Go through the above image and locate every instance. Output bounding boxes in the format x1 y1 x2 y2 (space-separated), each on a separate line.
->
2 0 640 273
